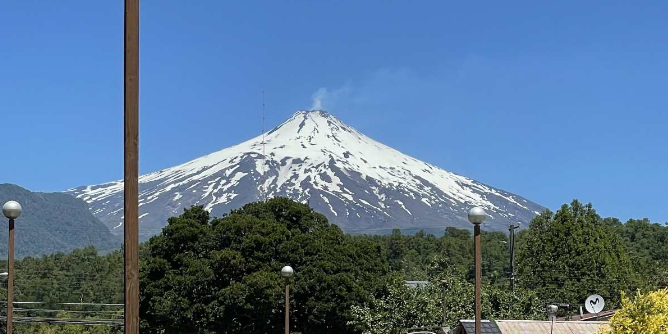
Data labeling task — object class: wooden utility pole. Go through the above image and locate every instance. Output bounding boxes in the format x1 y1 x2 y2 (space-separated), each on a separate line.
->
3 201 21 334
124 0 140 333
285 283 290 334
474 224 481 334
7 219 14 334
468 207 486 334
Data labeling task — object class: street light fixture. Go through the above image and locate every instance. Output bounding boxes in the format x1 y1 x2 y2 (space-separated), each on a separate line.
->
281 266 294 334
468 206 486 334
3 200 22 334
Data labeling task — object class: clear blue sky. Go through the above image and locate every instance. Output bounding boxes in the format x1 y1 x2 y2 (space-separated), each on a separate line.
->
1 1 666 223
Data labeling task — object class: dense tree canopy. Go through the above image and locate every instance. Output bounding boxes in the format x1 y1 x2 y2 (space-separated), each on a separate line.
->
349 271 544 334
516 200 637 307
0 247 124 334
366 227 511 284
140 198 390 334
2 198 667 333
611 218 668 289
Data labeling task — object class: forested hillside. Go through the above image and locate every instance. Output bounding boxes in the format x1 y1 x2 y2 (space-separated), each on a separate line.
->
0 198 666 333
0 184 120 257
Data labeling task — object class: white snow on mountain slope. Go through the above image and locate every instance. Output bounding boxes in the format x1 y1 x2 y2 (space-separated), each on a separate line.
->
66 110 544 238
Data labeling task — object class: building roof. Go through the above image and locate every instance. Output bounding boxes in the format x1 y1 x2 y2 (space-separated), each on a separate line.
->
560 309 617 321
456 320 502 334
454 320 609 334
405 280 430 288
495 320 609 334
405 326 449 334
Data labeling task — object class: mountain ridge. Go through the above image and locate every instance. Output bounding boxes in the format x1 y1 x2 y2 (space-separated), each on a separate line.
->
66 110 544 238
0 183 120 257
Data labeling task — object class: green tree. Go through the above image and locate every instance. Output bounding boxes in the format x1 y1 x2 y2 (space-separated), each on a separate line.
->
603 289 668 334
612 218 668 289
140 198 389 334
349 272 543 334
516 200 637 307
348 279 442 334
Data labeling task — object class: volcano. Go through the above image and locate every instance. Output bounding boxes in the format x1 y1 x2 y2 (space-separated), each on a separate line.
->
66 110 543 238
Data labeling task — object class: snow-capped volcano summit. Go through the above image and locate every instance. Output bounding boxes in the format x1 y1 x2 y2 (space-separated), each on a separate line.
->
66 110 543 238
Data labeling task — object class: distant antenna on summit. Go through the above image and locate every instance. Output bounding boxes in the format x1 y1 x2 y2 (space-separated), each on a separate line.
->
260 90 267 201
262 90 266 156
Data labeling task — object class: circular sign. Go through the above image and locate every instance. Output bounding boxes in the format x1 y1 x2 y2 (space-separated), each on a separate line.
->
585 294 605 314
